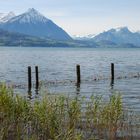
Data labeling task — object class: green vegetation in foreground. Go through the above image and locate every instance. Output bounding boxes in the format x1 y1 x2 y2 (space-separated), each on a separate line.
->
0 84 139 140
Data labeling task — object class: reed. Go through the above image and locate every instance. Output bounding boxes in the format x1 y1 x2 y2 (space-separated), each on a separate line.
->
0 84 139 140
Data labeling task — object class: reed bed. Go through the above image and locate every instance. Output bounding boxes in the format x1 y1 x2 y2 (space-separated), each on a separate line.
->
0 84 140 140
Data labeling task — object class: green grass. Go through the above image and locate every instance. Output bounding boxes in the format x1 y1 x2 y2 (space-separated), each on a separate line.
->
0 84 139 140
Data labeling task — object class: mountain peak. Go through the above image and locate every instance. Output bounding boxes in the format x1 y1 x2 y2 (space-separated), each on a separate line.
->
94 26 140 46
0 12 15 22
107 27 131 35
8 12 15 16
0 8 72 41
115 26 130 32
24 8 49 21
28 8 37 12
8 8 49 24
27 8 40 15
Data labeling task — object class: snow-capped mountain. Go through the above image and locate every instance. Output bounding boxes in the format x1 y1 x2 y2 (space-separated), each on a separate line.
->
0 12 16 22
93 27 140 46
0 13 6 19
73 34 95 40
0 8 72 41
0 12 15 22
8 8 48 24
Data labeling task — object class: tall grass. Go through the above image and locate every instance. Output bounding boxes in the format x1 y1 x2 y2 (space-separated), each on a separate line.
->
0 84 139 140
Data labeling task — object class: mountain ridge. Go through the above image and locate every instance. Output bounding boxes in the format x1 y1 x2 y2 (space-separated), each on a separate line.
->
74 27 140 47
0 8 72 41
0 9 140 48
0 28 90 47
93 27 140 46
0 12 15 22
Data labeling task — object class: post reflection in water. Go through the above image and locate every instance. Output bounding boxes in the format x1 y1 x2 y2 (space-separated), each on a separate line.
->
76 83 81 94
110 79 114 90
35 88 39 95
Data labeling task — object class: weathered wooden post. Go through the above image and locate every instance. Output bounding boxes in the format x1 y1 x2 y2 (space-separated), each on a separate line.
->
76 64 81 84
35 66 39 89
111 63 114 81
28 66 32 91
111 63 114 87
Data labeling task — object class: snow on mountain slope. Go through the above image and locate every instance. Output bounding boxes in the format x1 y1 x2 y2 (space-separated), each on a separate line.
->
0 13 6 20
0 8 72 41
93 27 140 46
0 12 15 22
8 8 48 24
73 34 95 40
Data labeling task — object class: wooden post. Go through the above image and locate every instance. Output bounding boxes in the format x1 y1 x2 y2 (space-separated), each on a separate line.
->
76 65 81 84
111 63 114 81
28 66 32 91
35 66 39 89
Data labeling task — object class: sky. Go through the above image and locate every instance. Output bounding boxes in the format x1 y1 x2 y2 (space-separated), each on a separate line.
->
0 0 140 36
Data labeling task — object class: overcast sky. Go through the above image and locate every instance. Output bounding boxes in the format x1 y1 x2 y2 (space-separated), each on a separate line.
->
0 0 140 36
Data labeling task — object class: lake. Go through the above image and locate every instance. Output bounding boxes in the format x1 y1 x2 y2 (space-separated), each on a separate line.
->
0 47 140 112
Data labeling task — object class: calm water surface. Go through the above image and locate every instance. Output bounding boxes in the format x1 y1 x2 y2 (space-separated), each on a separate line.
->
0 47 140 111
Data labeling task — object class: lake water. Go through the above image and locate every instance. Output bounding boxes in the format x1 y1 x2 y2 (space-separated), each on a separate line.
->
0 47 140 112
